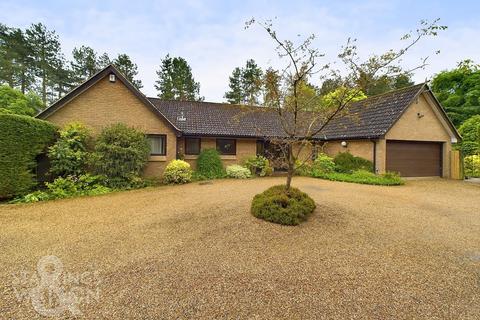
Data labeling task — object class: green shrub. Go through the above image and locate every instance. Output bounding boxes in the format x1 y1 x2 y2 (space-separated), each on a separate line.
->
464 155 480 177
458 115 480 156
294 160 312 176
12 174 111 203
48 122 92 177
91 123 150 189
312 153 336 174
196 148 225 179
312 169 403 186
251 185 316 225
333 152 373 173
244 155 273 177
0 114 57 199
226 164 251 179
163 160 192 184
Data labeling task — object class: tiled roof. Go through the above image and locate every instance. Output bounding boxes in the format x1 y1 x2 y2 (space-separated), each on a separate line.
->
149 99 287 138
149 84 426 140
320 83 426 139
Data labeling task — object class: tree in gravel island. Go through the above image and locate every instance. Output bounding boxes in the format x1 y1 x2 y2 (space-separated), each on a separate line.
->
113 54 143 89
155 55 202 101
245 18 447 191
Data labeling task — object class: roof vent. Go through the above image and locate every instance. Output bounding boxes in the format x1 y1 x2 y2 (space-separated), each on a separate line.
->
177 111 186 122
109 74 116 82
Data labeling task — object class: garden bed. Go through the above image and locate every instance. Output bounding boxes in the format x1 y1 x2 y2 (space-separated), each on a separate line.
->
312 170 404 186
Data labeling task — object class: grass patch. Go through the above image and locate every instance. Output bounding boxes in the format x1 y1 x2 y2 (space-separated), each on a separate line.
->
313 170 404 186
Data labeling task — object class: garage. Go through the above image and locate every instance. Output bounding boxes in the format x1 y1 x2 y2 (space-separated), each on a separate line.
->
386 141 443 177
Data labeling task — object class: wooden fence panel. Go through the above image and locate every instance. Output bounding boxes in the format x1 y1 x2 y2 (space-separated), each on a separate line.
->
450 150 463 180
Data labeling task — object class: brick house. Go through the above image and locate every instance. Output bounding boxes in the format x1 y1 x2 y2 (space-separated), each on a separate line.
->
37 65 460 178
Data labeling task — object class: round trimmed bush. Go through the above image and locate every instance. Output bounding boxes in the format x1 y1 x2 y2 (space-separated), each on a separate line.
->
251 185 316 225
226 164 251 179
163 160 192 184
196 148 225 179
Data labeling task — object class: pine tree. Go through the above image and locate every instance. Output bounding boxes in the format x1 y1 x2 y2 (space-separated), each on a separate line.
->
97 52 111 69
26 23 64 105
112 54 143 89
241 59 263 105
224 67 242 104
70 45 98 84
155 55 202 101
0 25 35 93
224 59 263 105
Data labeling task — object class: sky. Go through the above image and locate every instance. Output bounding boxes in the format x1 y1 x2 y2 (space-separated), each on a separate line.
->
1 0 479 101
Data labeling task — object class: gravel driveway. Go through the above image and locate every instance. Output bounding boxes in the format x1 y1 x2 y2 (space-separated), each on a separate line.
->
1 177 479 319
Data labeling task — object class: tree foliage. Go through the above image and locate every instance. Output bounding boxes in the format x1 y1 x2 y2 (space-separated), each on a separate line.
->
321 86 366 109
1 21 143 104
225 59 263 105
0 24 35 93
458 115 480 156
26 23 65 104
431 60 480 127
155 55 202 101
0 84 43 115
113 54 143 89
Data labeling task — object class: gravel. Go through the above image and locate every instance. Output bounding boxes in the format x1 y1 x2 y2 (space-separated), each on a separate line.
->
1 177 479 319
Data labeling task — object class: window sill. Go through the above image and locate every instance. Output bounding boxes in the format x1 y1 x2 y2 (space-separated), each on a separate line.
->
149 155 167 162
220 155 237 160
184 155 199 160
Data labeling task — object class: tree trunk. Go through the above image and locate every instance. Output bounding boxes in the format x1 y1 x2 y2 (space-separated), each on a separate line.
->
285 146 294 191
42 71 46 105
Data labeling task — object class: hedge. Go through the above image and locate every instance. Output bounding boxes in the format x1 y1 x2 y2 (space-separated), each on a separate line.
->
0 114 57 198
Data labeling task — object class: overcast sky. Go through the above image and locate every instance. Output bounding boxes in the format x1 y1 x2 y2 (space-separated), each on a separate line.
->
1 0 479 101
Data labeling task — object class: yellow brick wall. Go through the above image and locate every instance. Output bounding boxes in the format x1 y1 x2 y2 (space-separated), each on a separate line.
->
322 140 375 162
44 76 177 178
181 137 257 169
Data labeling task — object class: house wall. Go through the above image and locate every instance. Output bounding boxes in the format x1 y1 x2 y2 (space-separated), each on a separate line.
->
381 93 453 177
180 137 257 169
44 76 177 178
322 140 375 162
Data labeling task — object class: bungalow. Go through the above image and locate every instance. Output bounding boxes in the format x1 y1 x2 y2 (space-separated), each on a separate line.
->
37 65 460 178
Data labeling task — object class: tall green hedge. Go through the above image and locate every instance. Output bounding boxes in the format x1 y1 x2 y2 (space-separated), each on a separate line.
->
0 114 57 198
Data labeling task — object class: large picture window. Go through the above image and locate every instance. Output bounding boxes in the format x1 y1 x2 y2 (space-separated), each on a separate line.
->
148 134 166 155
216 139 236 155
185 137 201 155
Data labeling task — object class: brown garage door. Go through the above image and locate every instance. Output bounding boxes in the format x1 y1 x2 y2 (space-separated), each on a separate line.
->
386 141 442 177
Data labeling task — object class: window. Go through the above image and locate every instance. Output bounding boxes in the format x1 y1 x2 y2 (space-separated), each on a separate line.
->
185 137 201 155
256 140 265 156
216 139 236 155
148 135 166 155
